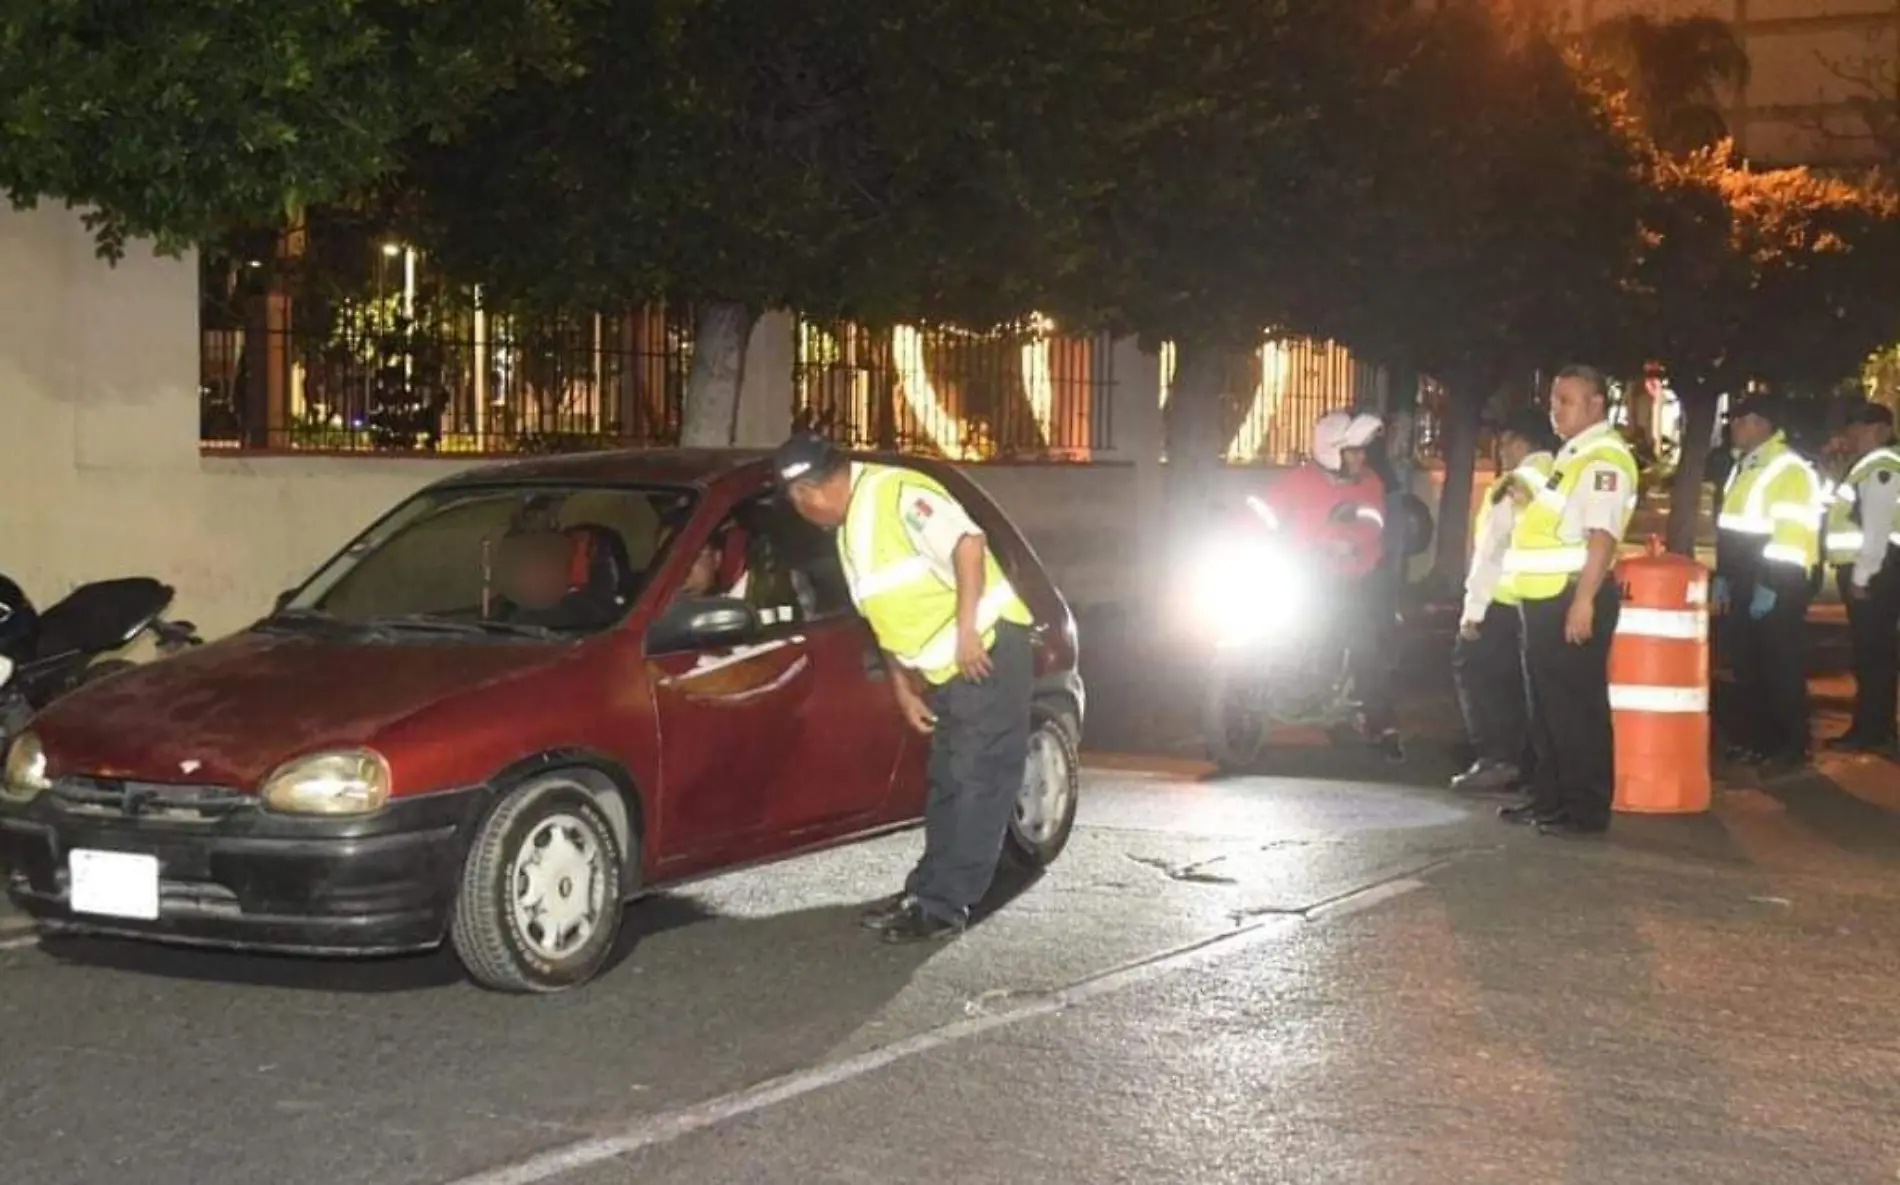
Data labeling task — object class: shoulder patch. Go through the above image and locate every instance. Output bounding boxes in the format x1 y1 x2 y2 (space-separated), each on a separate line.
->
1593 470 1620 493
902 493 935 533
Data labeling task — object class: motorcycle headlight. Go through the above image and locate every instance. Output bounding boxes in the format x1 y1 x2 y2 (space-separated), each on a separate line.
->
1184 537 1311 642
260 749 391 816
2 731 51 803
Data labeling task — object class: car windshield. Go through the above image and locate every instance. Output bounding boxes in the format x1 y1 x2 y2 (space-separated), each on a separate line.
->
278 483 694 638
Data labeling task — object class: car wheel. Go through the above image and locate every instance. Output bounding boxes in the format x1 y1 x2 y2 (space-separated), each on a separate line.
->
1005 713 1080 868
451 776 627 994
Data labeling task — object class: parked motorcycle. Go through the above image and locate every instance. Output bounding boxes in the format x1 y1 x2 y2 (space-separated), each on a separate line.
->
1185 491 1432 772
0 576 202 745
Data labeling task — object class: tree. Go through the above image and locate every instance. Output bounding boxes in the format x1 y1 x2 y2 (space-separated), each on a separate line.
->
0 0 582 257
1624 147 1900 551
1287 2 1650 585
398 0 1122 445
1583 13 1750 156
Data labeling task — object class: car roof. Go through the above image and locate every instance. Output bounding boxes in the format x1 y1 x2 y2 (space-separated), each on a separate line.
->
431 446 979 498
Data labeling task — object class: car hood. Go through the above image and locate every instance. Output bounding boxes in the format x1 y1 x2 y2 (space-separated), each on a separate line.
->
30 629 574 788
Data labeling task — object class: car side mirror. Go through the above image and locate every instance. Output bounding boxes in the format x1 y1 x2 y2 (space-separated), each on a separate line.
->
646 596 760 655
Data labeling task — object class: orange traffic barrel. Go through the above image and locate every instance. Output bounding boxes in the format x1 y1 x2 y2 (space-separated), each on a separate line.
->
1608 538 1712 813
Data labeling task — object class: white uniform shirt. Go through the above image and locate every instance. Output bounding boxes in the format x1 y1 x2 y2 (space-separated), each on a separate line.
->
1852 463 1900 586
1554 422 1638 545
850 462 986 577
1462 478 1524 625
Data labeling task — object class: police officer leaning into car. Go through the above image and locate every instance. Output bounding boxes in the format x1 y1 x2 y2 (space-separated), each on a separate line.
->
1497 365 1640 836
1713 394 1825 773
774 433 1035 944
1823 403 1900 753
1450 407 1558 794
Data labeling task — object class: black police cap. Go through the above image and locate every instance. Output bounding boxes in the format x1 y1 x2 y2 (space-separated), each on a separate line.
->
770 432 841 486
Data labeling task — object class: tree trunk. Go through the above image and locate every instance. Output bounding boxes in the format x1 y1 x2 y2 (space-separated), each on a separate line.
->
678 300 756 447
1666 386 1719 556
1163 340 1230 528
1429 378 1486 595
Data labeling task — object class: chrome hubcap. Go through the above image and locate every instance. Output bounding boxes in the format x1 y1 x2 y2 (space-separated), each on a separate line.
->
1013 728 1073 846
509 813 606 960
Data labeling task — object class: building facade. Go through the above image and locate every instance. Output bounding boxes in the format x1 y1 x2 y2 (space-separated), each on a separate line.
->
1568 0 1900 166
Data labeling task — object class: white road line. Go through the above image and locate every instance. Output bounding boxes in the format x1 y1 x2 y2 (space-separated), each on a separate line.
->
442 874 1433 1185
0 933 39 952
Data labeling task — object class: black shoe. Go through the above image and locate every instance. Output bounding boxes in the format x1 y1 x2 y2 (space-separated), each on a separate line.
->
1537 817 1608 838
1499 802 1561 826
1451 760 1521 793
858 891 913 932
1373 729 1405 764
879 904 966 945
1757 751 1812 778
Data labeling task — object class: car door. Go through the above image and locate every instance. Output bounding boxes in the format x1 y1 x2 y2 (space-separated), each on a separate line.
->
645 503 819 871
741 499 911 844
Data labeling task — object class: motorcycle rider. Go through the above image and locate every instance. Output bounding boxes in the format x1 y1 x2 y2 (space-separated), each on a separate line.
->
1258 410 1403 760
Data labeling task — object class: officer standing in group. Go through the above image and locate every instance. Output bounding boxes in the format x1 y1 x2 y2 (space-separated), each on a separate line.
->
1497 365 1640 836
1450 407 1558 793
773 433 1035 943
1823 403 1900 752
1713 395 1825 772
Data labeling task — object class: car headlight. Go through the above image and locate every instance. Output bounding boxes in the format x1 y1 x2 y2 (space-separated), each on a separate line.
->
260 749 391 816
2 731 51 803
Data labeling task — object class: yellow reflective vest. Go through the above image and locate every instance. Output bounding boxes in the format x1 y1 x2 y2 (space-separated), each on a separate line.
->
1824 446 1900 568
1500 423 1640 602
1716 431 1824 577
838 462 1032 686
1472 451 1556 607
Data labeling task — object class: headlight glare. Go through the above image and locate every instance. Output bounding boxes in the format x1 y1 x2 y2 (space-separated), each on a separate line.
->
2 731 51 803
260 749 391 815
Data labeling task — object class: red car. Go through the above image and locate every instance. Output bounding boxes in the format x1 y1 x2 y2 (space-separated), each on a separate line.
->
0 450 1084 993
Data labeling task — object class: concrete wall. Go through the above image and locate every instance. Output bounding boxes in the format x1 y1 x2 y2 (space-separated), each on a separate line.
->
1 206 1445 643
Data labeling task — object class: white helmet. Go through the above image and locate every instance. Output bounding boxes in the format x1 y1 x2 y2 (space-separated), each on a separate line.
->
1312 411 1384 469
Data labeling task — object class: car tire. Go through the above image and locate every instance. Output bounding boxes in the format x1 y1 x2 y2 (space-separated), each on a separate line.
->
1005 713 1080 869
450 776 628 994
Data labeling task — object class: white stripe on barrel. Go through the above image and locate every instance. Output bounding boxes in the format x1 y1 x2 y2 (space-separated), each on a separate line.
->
1609 684 1708 713
1614 607 1707 641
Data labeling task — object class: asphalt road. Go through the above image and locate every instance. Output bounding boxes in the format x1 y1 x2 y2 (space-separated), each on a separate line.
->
6 753 1900 1185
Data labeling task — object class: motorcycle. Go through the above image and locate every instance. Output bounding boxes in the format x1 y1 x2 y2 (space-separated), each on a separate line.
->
1184 491 1433 772
0 575 203 746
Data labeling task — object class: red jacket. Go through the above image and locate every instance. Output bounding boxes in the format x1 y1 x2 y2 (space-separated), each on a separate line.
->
1261 464 1387 579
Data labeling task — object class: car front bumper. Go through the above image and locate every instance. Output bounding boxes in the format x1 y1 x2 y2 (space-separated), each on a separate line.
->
0 785 489 955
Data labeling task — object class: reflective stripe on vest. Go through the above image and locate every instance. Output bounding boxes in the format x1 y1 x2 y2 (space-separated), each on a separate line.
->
1826 447 1900 565
1474 453 1555 607
1718 433 1823 569
838 463 1031 685
1501 425 1640 600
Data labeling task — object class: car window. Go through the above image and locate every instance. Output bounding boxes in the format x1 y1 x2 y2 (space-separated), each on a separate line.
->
288 483 692 633
698 495 853 636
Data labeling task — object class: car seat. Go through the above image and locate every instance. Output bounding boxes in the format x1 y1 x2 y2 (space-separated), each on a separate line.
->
562 524 635 607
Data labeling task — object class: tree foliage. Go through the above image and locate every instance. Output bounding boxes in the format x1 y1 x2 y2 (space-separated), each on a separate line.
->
1583 13 1750 155
0 0 581 257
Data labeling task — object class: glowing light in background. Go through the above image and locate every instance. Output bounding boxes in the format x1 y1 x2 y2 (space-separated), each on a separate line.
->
1019 313 1057 448
892 324 974 459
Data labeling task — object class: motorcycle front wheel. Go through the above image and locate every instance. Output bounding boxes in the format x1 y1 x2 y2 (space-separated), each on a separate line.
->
1203 658 1274 773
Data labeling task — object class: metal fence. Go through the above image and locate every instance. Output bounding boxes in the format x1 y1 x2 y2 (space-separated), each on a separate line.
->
1159 336 1386 464
201 304 692 454
791 317 1115 461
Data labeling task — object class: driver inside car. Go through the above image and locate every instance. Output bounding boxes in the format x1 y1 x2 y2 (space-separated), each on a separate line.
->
1257 410 1404 761
492 523 630 631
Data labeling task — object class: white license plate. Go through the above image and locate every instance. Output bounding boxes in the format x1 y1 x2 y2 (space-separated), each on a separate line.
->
68 849 161 921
